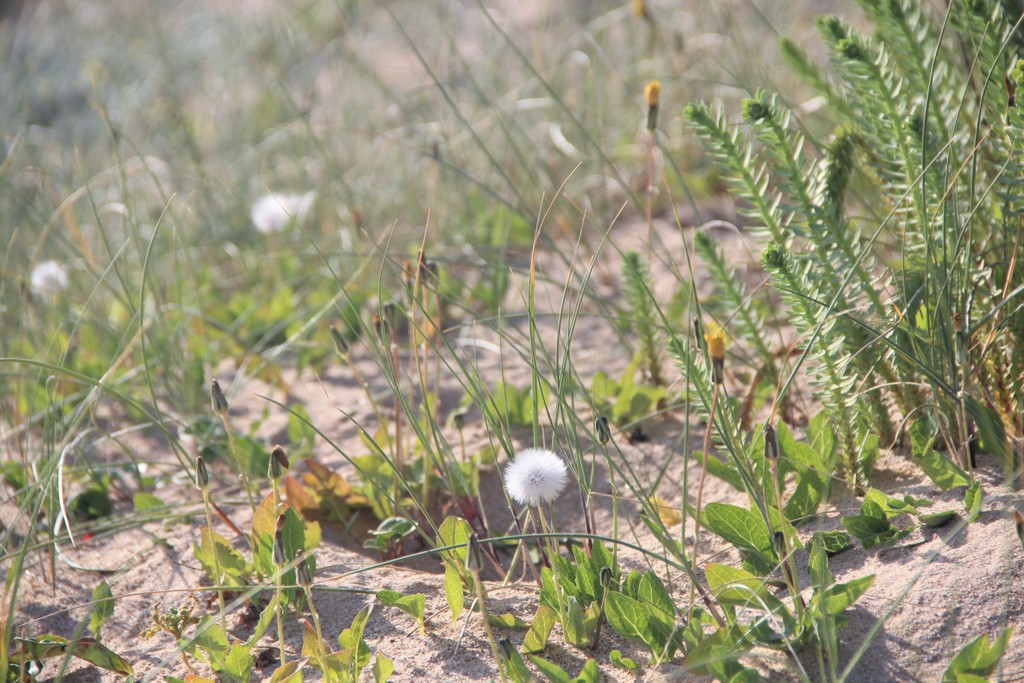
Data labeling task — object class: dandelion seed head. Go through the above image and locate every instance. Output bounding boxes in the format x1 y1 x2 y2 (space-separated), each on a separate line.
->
251 191 315 234
30 260 69 295
504 448 568 506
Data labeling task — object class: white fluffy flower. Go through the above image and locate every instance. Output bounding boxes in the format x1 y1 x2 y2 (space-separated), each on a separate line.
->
504 448 569 506
250 191 315 234
30 260 69 295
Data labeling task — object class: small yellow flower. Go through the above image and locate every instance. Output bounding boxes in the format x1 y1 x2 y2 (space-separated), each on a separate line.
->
704 328 727 384
651 496 682 527
705 329 726 362
645 81 661 130
644 81 661 107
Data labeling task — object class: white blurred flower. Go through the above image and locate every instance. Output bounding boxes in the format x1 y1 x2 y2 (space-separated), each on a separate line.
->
504 448 569 506
251 191 315 234
30 260 69 295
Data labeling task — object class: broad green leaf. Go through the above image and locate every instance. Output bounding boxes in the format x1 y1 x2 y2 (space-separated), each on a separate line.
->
920 510 958 527
681 626 755 680
528 655 571 683
444 563 465 626
573 659 600 683
841 514 895 549
338 606 371 652
605 591 654 645
244 594 278 649
917 450 971 490
703 503 772 554
90 581 114 640
692 450 745 491
192 616 230 663
15 635 133 676
818 575 875 614
487 613 530 630
563 598 591 648
610 649 638 671
269 660 303 683
501 643 534 683
376 590 426 634
572 546 601 605
706 564 777 609
372 653 394 683
437 516 471 564
783 471 825 524
195 528 251 587
223 643 253 683
637 571 676 623
810 531 853 558
965 483 983 521
523 605 557 653
808 538 831 589
132 492 164 512
302 620 327 666
942 628 1014 683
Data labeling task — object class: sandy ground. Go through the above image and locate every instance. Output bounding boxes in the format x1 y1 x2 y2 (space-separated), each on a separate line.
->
10 215 1024 682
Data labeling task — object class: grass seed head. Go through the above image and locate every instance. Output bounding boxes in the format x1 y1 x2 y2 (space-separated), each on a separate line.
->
195 457 209 490
465 533 485 573
269 445 289 479
764 422 779 460
210 379 229 416
595 415 611 445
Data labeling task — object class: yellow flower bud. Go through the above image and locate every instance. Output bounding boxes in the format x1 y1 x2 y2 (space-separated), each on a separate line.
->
704 329 726 384
645 81 661 107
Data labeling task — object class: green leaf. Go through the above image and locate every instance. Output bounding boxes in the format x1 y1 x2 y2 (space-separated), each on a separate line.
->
90 581 114 640
573 659 600 683
194 528 251 587
706 564 780 610
15 635 133 676
943 628 1014 683
841 513 895 549
703 503 772 554
919 510 958 527
223 643 254 683
681 626 757 680
637 571 676 621
610 649 638 671
523 605 557 654
487 613 530 631
444 563 465 626
377 590 426 635
501 643 534 683
965 483 983 521
269 660 303 683
132 492 164 512
563 598 592 648
372 653 394 683
810 531 853 557
808 538 832 589
692 450 745 490
528 655 571 683
605 586 678 661
192 616 230 664
916 451 970 490
438 516 472 626
818 575 875 614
